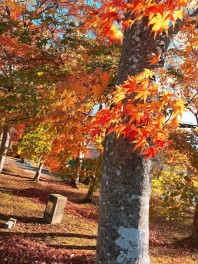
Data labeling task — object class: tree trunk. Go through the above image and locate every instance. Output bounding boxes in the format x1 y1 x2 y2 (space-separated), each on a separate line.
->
70 175 79 188
84 175 97 203
96 135 152 264
192 202 198 240
71 157 83 189
0 124 10 174
33 162 43 182
96 17 172 264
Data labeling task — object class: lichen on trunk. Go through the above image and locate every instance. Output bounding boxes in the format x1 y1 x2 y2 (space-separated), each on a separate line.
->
96 17 172 264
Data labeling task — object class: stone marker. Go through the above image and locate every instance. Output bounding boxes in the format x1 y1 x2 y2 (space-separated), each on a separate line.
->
4 218 17 229
43 194 67 224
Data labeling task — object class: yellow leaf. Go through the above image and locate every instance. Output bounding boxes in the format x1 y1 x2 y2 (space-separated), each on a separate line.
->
113 86 126 103
169 117 180 129
142 69 154 78
135 90 150 103
173 10 183 21
37 72 44 76
148 12 170 36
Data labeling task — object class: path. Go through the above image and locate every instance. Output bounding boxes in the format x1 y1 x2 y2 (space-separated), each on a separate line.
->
4 156 60 181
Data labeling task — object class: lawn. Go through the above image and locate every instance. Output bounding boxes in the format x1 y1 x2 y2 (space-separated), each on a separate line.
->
0 160 197 263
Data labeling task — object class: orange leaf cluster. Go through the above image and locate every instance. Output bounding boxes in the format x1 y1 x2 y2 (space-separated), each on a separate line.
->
68 70 110 98
88 69 187 158
86 0 187 43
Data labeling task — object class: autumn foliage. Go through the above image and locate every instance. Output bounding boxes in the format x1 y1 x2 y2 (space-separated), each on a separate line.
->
85 0 198 158
0 0 197 160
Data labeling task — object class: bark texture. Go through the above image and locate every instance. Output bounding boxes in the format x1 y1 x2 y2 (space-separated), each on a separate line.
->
96 135 151 264
0 124 10 174
33 162 43 182
96 18 172 264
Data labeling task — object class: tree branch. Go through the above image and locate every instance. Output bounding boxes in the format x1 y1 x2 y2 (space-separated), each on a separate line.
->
179 123 198 129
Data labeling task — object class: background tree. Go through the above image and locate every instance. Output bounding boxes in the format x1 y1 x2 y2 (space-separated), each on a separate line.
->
82 155 102 203
18 124 52 182
0 124 10 174
151 135 197 230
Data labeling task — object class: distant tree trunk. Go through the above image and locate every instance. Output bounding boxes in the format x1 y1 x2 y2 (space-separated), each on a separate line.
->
192 202 198 240
70 157 83 189
33 162 43 182
96 16 174 263
84 175 97 203
70 174 79 188
0 124 10 174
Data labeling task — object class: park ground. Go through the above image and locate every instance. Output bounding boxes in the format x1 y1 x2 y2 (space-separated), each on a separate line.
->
0 158 197 264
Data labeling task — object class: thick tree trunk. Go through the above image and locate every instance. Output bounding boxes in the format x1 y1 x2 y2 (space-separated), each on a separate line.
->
96 17 172 264
33 162 43 182
192 202 198 240
96 135 152 264
0 124 10 174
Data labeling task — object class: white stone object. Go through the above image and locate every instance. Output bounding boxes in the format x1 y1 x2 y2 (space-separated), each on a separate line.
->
4 218 17 229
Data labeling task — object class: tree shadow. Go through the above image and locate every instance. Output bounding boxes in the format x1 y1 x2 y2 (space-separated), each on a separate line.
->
49 244 96 250
1 171 33 181
3 161 94 203
0 230 97 240
0 213 44 226
173 236 198 250
0 186 50 203
0 185 90 205
0 234 96 263
149 235 198 257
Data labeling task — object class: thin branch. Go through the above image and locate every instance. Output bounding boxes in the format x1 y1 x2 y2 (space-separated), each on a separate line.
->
179 123 198 129
185 92 198 106
8 114 37 123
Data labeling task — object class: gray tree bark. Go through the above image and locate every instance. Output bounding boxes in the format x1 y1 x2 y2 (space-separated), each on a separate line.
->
33 161 43 182
0 124 10 174
96 17 172 264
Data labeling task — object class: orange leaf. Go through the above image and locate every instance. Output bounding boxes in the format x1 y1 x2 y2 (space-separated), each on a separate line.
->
147 52 161 65
135 90 150 103
142 147 157 159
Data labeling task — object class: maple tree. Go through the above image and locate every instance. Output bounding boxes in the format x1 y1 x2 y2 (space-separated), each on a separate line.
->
85 1 198 263
82 155 102 203
41 37 119 181
0 1 197 263
0 1 60 172
170 130 198 237
0 0 107 173
151 132 197 227
88 4 198 157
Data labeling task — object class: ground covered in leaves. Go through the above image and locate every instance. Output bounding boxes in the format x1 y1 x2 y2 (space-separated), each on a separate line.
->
0 158 197 263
